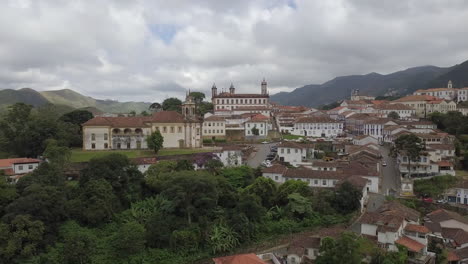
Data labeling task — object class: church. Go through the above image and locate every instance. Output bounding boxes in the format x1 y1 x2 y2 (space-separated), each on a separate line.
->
211 79 271 116
82 93 202 150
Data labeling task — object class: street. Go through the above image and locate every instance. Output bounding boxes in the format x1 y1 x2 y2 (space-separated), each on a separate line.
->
379 145 400 196
247 143 278 168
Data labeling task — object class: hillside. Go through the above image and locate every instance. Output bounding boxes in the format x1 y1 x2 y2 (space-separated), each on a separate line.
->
426 60 468 88
0 88 151 114
270 65 454 107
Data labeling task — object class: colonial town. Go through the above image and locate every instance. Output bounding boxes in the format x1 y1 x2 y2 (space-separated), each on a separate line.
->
1 1 468 264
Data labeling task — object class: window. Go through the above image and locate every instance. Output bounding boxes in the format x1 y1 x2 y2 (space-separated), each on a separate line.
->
117 143 121 149
287 149 290 154
19 165 23 170
91 133 96 141
281 148 284 154
178 127 182 133
170 127 174 133
314 180 318 185
91 143 96 149
28 165 33 169
322 180 327 185
163 127 167 133
127 143 131 149
275 176 278 181
104 133 108 140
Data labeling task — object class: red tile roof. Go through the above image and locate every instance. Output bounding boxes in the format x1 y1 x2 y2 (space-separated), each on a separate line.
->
427 209 468 225
295 116 340 123
213 253 267 264
213 93 269 99
393 95 439 102
83 111 188 127
404 224 430 234
131 157 157 165
395 236 425 252
0 158 40 168
262 164 288 174
247 114 270 122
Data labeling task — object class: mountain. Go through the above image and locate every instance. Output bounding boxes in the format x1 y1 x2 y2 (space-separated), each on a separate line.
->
270 65 455 107
426 60 468 88
0 88 151 113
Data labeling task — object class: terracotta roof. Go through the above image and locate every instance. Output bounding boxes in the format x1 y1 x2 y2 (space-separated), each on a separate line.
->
262 164 288 174
287 236 321 256
150 111 186 123
353 135 374 140
365 118 396 125
312 160 340 168
295 116 340 123
454 180 468 189
338 175 368 189
131 157 157 165
415 87 456 93
0 158 41 168
454 247 468 260
393 95 439 102
404 224 430 234
447 251 460 262
395 236 425 252
83 116 150 127
359 212 405 233
424 222 442 233
213 253 267 264
374 103 414 110
204 115 226 121
213 93 269 99
426 144 455 150
437 160 453 167
247 114 270 122
441 228 468 245
427 209 468 225
379 201 420 222
233 106 271 111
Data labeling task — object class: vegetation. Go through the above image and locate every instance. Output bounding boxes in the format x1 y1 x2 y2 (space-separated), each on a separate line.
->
319 101 340 110
388 111 400 119
162 97 183 112
146 131 164 154
391 134 425 178
414 175 459 198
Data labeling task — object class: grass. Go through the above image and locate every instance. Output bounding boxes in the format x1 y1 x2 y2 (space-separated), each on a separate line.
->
70 148 216 163
456 170 468 179
282 134 304 140
413 175 459 198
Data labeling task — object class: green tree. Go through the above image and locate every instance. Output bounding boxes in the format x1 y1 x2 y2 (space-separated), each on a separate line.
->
333 181 363 214
388 111 400 119
149 102 162 112
60 221 97 264
244 177 277 208
198 102 213 116
275 180 312 205
128 110 136 117
59 110 93 126
316 232 363 264
162 98 182 112
251 126 259 136
140 110 150 116
0 214 45 263
170 228 201 252
286 192 313 219
219 166 255 188
189 92 205 104
208 222 240 253
147 130 164 154
43 139 71 167
110 221 146 257
392 134 425 178
175 160 195 171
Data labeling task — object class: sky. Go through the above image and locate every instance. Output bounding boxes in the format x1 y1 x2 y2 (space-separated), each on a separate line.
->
1 0 468 103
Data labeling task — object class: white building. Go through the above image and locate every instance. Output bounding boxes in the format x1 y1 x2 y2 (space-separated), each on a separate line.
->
202 115 226 140
244 114 271 138
374 103 416 119
214 146 243 167
83 93 203 150
457 87 468 102
0 158 41 182
363 119 398 143
292 116 343 138
211 80 270 115
414 81 457 101
277 142 315 167
132 157 158 173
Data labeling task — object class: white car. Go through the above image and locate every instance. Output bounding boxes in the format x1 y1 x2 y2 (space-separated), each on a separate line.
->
262 160 272 167
382 161 387 166
261 141 269 144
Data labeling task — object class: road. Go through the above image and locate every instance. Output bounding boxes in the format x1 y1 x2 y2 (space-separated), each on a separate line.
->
379 145 400 196
247 143 278 168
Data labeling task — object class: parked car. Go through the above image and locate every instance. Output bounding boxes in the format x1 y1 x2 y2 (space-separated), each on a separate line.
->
261 141 269 144
436 199 447 204
265 156 274 161
422 194 433 203
262 160 272 167
382 161 387 166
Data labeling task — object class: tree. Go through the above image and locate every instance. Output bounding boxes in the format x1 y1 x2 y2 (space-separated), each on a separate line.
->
59 221 97 264
189 92 205 104
175 160 194 171
128 110 136 117
0 214 45 263
316 232 363 264
170 228 201 252
162 98 182 112
388 111 400 120
198 102 213 116
251 126 259 136
147 131 164 154
43 139 71 168
0 176 17 217
392 134 425 178
59 110 93 126
140 110 150 116
149 102 162 112
244 177 277 208
275 180 312 205
208 222 240 253
110 221 146 257
219 166 255 188
286 192 313 219
333 181 362 214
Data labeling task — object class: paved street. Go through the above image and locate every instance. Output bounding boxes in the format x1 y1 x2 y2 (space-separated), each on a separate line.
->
379 145 400 196
247 143 277 168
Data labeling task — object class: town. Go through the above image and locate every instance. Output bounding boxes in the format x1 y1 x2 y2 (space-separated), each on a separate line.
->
1 78 468 264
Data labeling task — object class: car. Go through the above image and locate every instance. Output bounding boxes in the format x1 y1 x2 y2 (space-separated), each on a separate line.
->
436 199 447 204
422 197 433 203
261 141 269 144
265 157 274 161
262 160 272 167
267 154 276 159
270 149 278 153
382 161 387 166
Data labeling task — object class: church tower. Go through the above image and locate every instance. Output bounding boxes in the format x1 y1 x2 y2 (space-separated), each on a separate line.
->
229 83 235 94
211 83 217 98
182 90 196 118
448 80 453 89
261 78 267 95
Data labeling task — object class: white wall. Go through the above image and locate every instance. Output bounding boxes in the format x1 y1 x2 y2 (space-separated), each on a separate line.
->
278 147 304 166
13 163 39 174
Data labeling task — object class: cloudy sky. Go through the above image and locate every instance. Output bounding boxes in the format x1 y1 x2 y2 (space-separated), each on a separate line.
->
1 0 468 102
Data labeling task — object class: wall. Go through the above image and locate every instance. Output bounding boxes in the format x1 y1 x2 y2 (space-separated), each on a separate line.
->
13 162 39 174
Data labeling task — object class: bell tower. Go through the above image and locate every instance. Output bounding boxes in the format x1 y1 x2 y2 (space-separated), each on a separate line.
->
261 78 267 95
211 83 217 97
229 83 235 94
448 80 453 89
182 90 196 118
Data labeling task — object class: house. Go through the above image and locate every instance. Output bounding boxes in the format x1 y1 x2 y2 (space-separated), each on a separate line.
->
373 103 416 119
285 235 321 263
444 180 468 205
213 253 268 264
426 144 456 162
131 157 157 173
214 146 243 167
359 201 421 252
425 209 468 231
212 80 270 114
0 158 41 182
426 99 457 114
391 95 440 118
450 247 468 263
244 114 271 138
457 87 468 102
83 93 202 150
203 115 226 141
277 142 315 167
363 118 398 143
414 81 457 101
353 135 379 146
291 116 343 138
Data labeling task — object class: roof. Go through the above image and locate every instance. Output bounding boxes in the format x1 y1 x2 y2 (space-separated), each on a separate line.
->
213 253 266 264
233 106 271 111
365 118 396 125
447 251 460 262
426 209 468 225
454 247 468 260
287 236 321 256
262 164 288 174
441 228 468 245
424 222 442 233
284 167 345 180
374 103 414 110
359 212 405 232
454 180 468 189
404 224 430 234
213 93 269 99
393 95 439 102
150 111 186 123
131 157 157 165
83 111 188 127
204 115 226 121
415 87 456 93
379 201 420 222
338 176 368 189
436 160 453 167
0 158 41 168
247 114 270 122
277 142 314 149
312 160 340 168
395 236 425 252
426 144 455 151
295 116 340 123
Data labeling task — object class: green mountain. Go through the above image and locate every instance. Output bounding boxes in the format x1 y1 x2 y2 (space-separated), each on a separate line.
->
426 60 468 88
270 63 459 107
0 88 151 114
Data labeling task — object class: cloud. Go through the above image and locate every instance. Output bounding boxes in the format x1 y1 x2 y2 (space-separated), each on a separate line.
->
1 0 468 103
